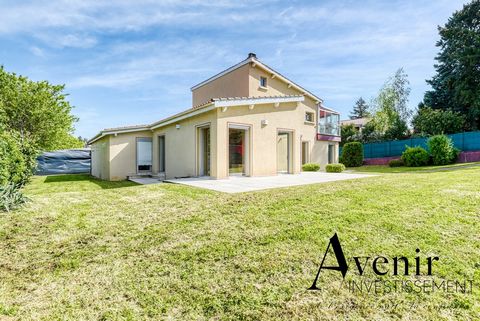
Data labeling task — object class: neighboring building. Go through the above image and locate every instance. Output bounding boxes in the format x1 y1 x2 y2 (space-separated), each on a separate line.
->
340 117 370 133
88 53 341 181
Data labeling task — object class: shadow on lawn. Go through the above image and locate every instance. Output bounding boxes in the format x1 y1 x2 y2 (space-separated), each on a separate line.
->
44 174 138 189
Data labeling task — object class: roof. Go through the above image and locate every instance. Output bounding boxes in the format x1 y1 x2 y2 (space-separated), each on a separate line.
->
102 124 150 131
340 117 371 126
190 54 324 104
87 95 306 144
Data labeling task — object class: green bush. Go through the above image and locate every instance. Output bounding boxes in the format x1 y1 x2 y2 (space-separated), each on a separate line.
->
0 131 30 186
412 107 465 136
0 184 28 212
325 163 346 172
302 163 320 172
388 159 404 167
401 146 429 167
427 135 458 165
340 142 363 167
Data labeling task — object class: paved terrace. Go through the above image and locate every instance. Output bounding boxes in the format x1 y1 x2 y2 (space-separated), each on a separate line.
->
164 171 374 193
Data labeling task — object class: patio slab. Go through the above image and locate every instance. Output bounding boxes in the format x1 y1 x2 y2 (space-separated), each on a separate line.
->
129 177 163 185
164 171 374 193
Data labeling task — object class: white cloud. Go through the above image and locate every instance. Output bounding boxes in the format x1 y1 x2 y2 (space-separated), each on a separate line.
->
29 46 45 57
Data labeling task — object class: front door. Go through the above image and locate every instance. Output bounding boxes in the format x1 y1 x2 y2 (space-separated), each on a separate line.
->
277 132 290 173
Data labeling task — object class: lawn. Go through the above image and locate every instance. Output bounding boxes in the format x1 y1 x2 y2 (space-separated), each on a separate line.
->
0 168 479 320
348 162 480 173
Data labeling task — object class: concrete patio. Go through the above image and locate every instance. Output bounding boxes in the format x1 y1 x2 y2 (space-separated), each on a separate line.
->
164 171 374 193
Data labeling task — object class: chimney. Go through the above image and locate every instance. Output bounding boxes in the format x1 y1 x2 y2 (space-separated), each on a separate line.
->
247 52 257 59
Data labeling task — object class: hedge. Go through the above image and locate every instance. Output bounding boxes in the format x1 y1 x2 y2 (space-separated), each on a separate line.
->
325 163 346 172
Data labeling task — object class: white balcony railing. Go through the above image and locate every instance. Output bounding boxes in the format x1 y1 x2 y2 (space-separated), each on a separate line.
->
318 110 340 136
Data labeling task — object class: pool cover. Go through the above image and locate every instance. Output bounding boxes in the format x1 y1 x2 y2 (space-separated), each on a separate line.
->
36 149 91 175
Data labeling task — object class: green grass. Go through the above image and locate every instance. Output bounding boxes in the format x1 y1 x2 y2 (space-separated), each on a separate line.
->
0 172 479 320
348 162 480 173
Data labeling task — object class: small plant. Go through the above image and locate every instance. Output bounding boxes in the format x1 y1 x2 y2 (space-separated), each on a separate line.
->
340 142 363 167
401 146 429 167
302 163 320 171
326 163 346 173
427 135 458 165
388 159 404 167
0 184 28 212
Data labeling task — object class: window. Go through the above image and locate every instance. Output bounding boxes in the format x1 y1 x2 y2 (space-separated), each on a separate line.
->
305 112 314 122
260 76 267 88
136 137 152 172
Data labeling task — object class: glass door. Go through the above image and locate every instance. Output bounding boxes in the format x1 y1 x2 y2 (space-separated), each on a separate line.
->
202 127 210 176
229 128 245 175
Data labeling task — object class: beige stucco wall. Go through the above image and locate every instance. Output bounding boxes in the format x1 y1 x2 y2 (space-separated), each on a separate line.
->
90 136 110 180
215 100 335 179
191 64 250 107
109 130 153 181
151 110 217 180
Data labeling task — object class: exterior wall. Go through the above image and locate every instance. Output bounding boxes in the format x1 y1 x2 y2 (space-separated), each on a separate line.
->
216 101 330 179
192 64 250 107
90 136 110 180
151 110 217 180
109 130 153 181
311 140 339 168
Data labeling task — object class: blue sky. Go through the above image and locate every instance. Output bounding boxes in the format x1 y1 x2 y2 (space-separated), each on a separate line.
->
0 0 467 139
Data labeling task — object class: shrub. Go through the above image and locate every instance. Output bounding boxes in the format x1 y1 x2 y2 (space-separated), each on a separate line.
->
326 163 346 172
0 184 28 212
427 135 458 165
0 131 29 186
302 163 320 172
340 142 363 167
401 146 429 167
388 159 404 167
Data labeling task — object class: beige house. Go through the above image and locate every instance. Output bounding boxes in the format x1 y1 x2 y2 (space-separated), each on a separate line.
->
340 117 371 133
88 53 341 181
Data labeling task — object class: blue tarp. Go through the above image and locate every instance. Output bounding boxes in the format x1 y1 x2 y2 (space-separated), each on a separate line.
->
36 149 91 175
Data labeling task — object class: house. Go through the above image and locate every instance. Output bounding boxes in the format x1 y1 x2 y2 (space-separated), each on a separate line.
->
340 117 370 133
88 53 341 181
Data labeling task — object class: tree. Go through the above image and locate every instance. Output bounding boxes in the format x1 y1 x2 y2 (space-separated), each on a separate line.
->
412 107 465 136
340 124 357 146
423 0 480 130
349 97 370 119
0 66 79 151
369 68 411 140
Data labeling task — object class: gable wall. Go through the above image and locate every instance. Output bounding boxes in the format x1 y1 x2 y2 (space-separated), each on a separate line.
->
192 64 250 107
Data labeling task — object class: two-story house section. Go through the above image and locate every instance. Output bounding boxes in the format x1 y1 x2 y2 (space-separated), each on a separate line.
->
88 53 341 181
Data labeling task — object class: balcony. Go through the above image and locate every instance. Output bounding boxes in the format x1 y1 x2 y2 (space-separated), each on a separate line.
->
317 109 341 142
